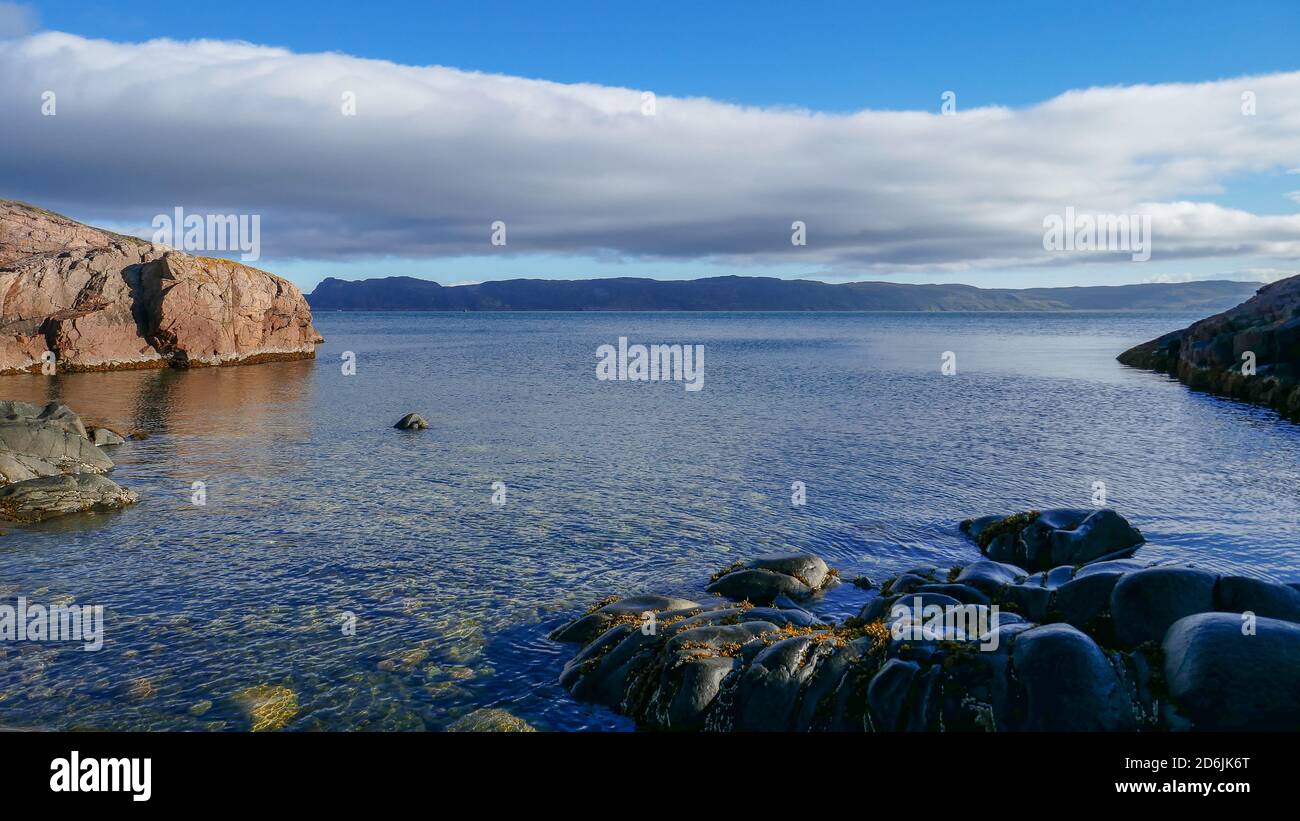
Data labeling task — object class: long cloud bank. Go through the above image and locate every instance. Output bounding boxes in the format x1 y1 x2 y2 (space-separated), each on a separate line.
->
2 31 1300 272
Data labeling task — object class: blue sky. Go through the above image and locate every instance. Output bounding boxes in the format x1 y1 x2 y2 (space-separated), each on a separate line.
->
6 1 1300 290
37 1 1300 111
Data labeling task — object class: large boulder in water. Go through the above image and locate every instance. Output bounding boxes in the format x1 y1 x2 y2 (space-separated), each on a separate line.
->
1162 612 1300 731
960 508 1143 571
1010 623 1136 731
1109 567 1218 648
0 473 138 523
706 552 835 604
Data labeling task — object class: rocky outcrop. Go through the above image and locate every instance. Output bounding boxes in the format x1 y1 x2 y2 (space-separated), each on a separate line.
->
550 512 1300 731
1118 273 1300 419
0 199 321 374
0 400 136 522
960 508 1144 572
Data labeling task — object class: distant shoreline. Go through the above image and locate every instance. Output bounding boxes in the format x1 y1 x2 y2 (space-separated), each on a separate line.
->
308 275 1264 314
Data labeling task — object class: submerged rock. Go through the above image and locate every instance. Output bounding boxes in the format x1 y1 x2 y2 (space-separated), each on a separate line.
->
446 708 537 732
234 684 300 732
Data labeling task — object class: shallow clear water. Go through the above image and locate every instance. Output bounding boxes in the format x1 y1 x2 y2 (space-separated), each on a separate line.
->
1 311 1298 730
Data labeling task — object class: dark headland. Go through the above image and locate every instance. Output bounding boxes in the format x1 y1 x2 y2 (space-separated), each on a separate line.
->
1119 273 1300 420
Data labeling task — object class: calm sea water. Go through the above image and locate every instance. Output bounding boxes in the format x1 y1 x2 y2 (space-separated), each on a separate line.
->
1 311 1298 731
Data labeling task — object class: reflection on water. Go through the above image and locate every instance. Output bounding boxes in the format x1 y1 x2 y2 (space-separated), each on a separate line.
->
0 311 1298 731
2 360 317 437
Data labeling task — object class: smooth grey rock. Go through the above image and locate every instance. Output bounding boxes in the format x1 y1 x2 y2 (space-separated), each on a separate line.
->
967 509 1143 571
665 605 823 635
0 473 138 523
954 560 1025 595
866 659 920 732
750 553 831 589
1074 558 1149 578
794 639 869 731
0 419 114 475
1214 576 1300 624
0 401 88 438
884 572 930 595
666 655 737 729
558 622 637 696
857 593 897 623
733 635 821 731
915 583 991 606
393 413 428 430
548 594 699 643
1111 567 1218 647
999 582 1053 623
707 568 810 603
1162 612 1300 731
1040 508 1144 568
1011 623 1135 731
1055 570 1124 628
90 427 126 447
1045 565 1076 589
878 592 963 630
706 552 832 604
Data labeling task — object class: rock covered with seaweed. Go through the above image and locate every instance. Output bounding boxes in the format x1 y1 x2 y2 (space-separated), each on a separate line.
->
549 510 1300 731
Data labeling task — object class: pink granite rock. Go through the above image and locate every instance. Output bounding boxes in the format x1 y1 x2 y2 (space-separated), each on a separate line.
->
0 199 321 374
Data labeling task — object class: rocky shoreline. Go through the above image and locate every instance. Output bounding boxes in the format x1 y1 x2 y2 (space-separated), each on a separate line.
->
0 199 321 375
1118 273 1300 420
549 508 1300 731
0 400 137 523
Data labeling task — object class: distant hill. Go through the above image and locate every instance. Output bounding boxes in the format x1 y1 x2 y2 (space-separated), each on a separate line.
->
307 275 1265 313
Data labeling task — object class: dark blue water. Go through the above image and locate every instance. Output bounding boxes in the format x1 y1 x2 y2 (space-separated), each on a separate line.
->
1 311 1298 730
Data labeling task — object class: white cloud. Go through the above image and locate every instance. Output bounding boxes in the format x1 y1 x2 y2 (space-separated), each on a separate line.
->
2 31 1300 273
0 2 36 38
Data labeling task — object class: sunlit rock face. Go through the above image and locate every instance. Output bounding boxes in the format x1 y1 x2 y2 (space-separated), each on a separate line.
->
1119 274 1300 420
0 199 321 375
